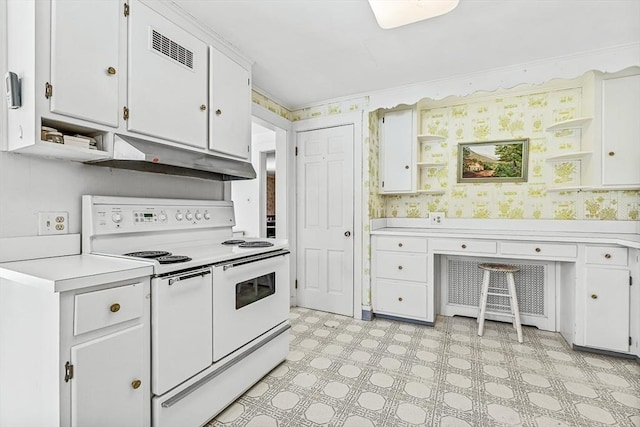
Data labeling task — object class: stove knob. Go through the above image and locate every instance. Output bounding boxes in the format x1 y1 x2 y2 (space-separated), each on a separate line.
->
185 212 194 221
175 212 184 221
158 212 168 222
195 211 203 221
111 213 123 223
203 212 211 220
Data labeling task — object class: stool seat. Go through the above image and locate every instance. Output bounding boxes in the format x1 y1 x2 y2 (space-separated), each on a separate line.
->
477 263 523 343
478 263 520 273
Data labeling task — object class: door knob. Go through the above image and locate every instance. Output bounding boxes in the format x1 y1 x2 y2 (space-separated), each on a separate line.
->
344 231 351 237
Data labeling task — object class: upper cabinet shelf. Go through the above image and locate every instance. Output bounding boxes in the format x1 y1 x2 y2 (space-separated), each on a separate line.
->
417 134 446 143
545 117 592 132
545 151 593 162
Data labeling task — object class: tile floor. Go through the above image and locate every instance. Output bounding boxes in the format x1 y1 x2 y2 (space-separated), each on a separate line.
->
208 307 640 426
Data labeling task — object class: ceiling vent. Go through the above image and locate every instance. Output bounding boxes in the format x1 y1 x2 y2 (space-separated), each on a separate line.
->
151 29 194 69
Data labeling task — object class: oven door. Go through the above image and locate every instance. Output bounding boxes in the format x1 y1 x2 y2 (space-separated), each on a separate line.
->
152 267 213 396
212 250 289 362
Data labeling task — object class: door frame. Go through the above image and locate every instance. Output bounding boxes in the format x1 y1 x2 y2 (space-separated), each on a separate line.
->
292 111 364 319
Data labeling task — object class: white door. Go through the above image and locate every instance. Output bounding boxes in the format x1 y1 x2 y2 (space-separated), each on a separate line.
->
209 47 251 159
71 325 145 427
50 0 120 126
296 125 354 316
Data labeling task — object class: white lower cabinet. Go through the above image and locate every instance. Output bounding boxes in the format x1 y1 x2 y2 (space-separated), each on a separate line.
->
71 325 146 427
372 235 430 322
584 266 630 353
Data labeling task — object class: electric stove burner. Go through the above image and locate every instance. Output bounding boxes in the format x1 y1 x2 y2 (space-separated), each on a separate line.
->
156 255 192 264
238 241 274 248
124 250 171 259
221 239 246 245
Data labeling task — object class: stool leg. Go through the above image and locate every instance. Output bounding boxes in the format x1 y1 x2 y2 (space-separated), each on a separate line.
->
507 272 523 343
478 270 491 337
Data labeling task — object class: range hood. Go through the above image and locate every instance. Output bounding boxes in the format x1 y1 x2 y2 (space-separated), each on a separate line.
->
87 134 256 181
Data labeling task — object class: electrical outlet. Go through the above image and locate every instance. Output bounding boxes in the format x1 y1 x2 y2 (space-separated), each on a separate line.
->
38 212 69 235
429 212 445 225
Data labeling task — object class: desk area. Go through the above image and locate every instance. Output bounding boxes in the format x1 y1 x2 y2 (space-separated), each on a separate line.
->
370 218 640 358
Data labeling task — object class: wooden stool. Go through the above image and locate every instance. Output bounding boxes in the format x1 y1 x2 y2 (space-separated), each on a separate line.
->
477 263 523 343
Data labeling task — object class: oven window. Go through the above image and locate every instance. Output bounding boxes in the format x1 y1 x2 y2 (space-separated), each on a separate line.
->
236 272 275 309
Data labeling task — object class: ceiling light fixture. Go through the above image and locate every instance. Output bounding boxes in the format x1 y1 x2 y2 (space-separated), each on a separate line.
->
368 0 460 29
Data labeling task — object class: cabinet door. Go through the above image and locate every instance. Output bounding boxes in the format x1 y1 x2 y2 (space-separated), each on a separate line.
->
585 267 630 352
209 47 251 160
71 325 146 427
50 0 120 126
128 0 208 149
602 74 640 186
380 109 414 193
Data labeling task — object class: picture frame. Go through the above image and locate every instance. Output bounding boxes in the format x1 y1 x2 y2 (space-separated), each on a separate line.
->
457 139 529 183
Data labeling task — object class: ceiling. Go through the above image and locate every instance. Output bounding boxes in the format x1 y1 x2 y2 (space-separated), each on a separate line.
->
172 0 640 110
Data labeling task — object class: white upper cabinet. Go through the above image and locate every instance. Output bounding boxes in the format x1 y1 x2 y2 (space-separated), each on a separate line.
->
601 74 640 186
209 47 251 160
50 0 120 127
128 0 209 149
379 109 416 194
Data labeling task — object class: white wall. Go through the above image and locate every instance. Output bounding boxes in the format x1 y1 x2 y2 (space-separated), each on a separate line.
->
231 126 275 237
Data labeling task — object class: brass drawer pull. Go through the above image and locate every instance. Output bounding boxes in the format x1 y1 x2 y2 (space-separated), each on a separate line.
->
591 294 598 300
461 244 467 249
131 379 142 389
200 104 207 111
398 266 403 270
608 151 615 156
398 297 403 302
535 247 541 253
107 66 116 75
604 253 611 259
110 303 121 313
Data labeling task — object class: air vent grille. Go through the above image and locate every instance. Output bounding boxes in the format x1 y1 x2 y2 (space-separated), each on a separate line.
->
151 29 193 69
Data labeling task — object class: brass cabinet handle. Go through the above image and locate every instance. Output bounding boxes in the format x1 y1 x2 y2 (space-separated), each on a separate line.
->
535 247 541 253
110 303 121 313
398 265 403 270
107 66 116 75
398 297 403 302
398 243 403 247
131 379 142 389
200 104 207 111
591 294 598 300
604 253 611 259
461 244 467 249
215 109 222 116
608 151 615 156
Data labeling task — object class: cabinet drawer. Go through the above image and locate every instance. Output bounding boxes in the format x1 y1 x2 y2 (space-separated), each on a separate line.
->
585 246 628 266
430 238 497 254
376 280 427 319
74 283 144 335
375 236 427 253
501 242 577 259
375 252 427 282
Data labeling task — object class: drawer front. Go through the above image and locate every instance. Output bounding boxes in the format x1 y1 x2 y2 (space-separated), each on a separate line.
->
375 235 427 253
74 282 144 335
430 238 497 254
375 252 427 282
585 246 628 266
375 280 427 319
501 242 577 258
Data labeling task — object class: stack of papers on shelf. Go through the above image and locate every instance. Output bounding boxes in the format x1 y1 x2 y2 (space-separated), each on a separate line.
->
63 135 91 149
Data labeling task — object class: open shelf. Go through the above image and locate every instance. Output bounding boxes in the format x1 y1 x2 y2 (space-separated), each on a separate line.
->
545 151 593 162
16 140 110 162
417 162 447 168
417 134 446 143
545 117 592 132
545 186 592 193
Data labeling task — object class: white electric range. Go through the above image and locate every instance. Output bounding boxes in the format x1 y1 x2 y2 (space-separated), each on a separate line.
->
82 195 291 427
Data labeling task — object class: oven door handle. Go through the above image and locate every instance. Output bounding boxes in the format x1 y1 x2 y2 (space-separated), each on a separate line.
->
218 249 290 271
168 268 211 286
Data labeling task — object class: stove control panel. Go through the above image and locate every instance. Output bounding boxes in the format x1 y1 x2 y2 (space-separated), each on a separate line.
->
86 198 235 234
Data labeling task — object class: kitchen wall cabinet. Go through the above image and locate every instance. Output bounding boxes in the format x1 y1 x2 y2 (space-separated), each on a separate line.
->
50 0 121 127
209 47 251 160
128 0 209 149
379 109 416 194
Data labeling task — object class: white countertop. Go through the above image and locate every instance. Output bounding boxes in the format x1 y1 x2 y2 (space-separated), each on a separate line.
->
0 254 154 293
370 218 640 249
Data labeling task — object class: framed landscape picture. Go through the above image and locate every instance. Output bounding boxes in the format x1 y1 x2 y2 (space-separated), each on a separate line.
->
457 139 529 183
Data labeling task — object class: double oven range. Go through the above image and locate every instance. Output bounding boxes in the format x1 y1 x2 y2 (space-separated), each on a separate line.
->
82 196 290 427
